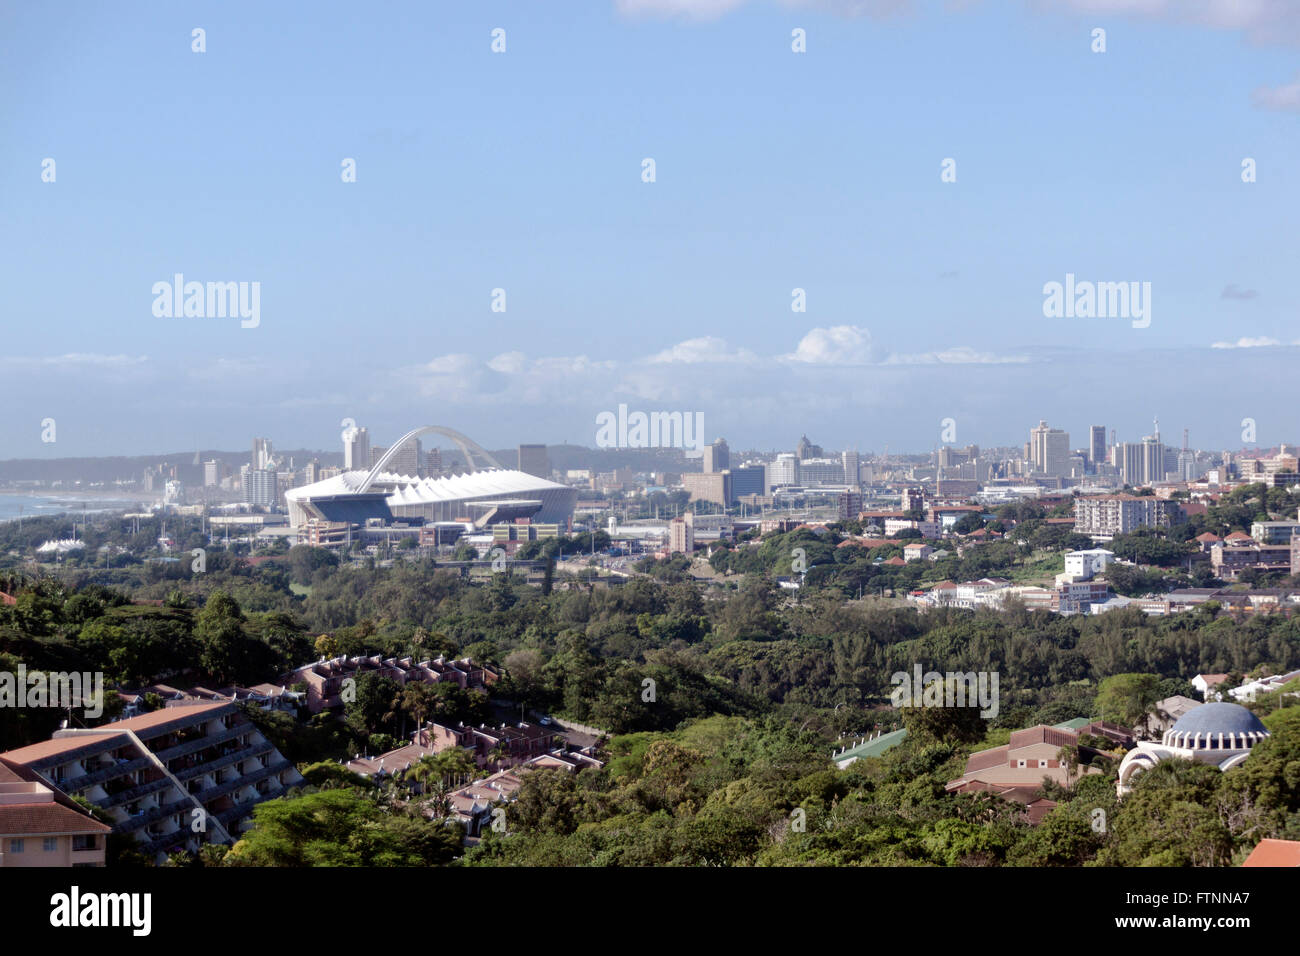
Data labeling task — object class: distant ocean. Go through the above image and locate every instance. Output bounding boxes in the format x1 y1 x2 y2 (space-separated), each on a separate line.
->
0 494 136 522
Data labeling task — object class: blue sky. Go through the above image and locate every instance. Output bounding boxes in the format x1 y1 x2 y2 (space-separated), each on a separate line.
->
2 0 1298 459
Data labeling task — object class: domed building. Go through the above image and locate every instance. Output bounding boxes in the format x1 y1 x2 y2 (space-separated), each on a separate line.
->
1117 702 1270 796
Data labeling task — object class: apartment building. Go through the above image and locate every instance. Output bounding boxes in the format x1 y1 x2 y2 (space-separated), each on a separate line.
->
1212 540 1293 580
283 654 499 714
1251 520 1300 545
0 758 110 868
668 514 694 555
1073 494 1184 539
0 701 302 863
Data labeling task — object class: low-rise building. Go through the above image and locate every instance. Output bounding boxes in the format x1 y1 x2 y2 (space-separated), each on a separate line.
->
0 701 302 863
283 654 499 714
0 758 110 868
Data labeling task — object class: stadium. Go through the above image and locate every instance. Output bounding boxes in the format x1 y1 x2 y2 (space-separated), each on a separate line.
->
285 426 576 540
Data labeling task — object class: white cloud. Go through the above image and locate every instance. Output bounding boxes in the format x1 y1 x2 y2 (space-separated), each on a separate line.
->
784 325 879 365
1036 1 1300 46
1210 336 1285 349
887 346 1030 365
614 0 749 20
1252 76 1300 111
615 0 912 20
487 351 528 374
0 353 148 369
647 336 759 364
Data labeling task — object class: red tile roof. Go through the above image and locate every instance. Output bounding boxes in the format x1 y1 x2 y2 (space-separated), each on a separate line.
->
1242 839 1300 867
0 802 111 835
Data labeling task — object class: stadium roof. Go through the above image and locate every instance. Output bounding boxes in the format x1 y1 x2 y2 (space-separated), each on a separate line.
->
286 468 569 508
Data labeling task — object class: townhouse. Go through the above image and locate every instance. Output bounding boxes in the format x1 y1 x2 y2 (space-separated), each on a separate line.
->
283 654 500 714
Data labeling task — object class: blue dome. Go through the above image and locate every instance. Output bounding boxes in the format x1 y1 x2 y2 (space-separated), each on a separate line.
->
1171 702 1267 736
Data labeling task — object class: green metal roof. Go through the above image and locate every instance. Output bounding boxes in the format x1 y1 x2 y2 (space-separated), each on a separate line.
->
1052 717 1091 730
834 728 908 763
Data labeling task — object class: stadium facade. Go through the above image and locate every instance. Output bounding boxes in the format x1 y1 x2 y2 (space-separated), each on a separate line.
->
285 426 576 536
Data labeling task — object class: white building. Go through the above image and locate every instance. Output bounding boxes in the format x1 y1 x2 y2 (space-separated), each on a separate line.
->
1063 548 1115 581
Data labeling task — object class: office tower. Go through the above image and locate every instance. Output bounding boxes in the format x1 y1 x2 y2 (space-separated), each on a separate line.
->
344 426 370 471
838 490 863 522
729 465 765 500
252 437 273 471
304 458 319 485
842 450 861 487
387 438 422 477
1089 425 1106 466
796 434 823 459
681 472 730 507
426 447 442 476
203 459 220 487
767 453 798 491
1116 443 1143 485
243 468 277 508
703 438 730 474
1029 421 1070 477
518 444 551 479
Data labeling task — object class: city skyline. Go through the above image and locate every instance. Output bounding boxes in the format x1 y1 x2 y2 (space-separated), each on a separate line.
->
3 2 1298 455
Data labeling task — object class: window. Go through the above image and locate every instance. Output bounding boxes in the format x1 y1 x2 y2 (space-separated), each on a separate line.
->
72 835 97 851
1039 760 1048 768
9 839 24 853
1017 759 1026 767
44 837 58 852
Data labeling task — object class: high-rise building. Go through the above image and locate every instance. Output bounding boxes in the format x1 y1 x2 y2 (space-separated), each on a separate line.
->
244 468 277 508
252 437 273 471
796 435 823 459
1074 495 1184 538
344 426 370 471
729 466 765 500
842 450 861 487
203 459 221 487
1089 425 1106 467
668 514 694 555
518 444 550 479
681 471 730 507
386 438 422 477
703 438 730 474
425 447 442 476
1115 442 1145 486
767 454 798 491
838 490 863 521
1029 421 1070 477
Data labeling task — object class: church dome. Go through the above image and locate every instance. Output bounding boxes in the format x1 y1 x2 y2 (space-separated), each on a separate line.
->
1163 702 1270 750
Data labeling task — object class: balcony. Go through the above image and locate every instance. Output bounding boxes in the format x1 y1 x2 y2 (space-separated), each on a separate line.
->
64 756 152 792
173 742 273 783
154 724 245 764
118 797 194 833
195 758 293 805
100 775 172 809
